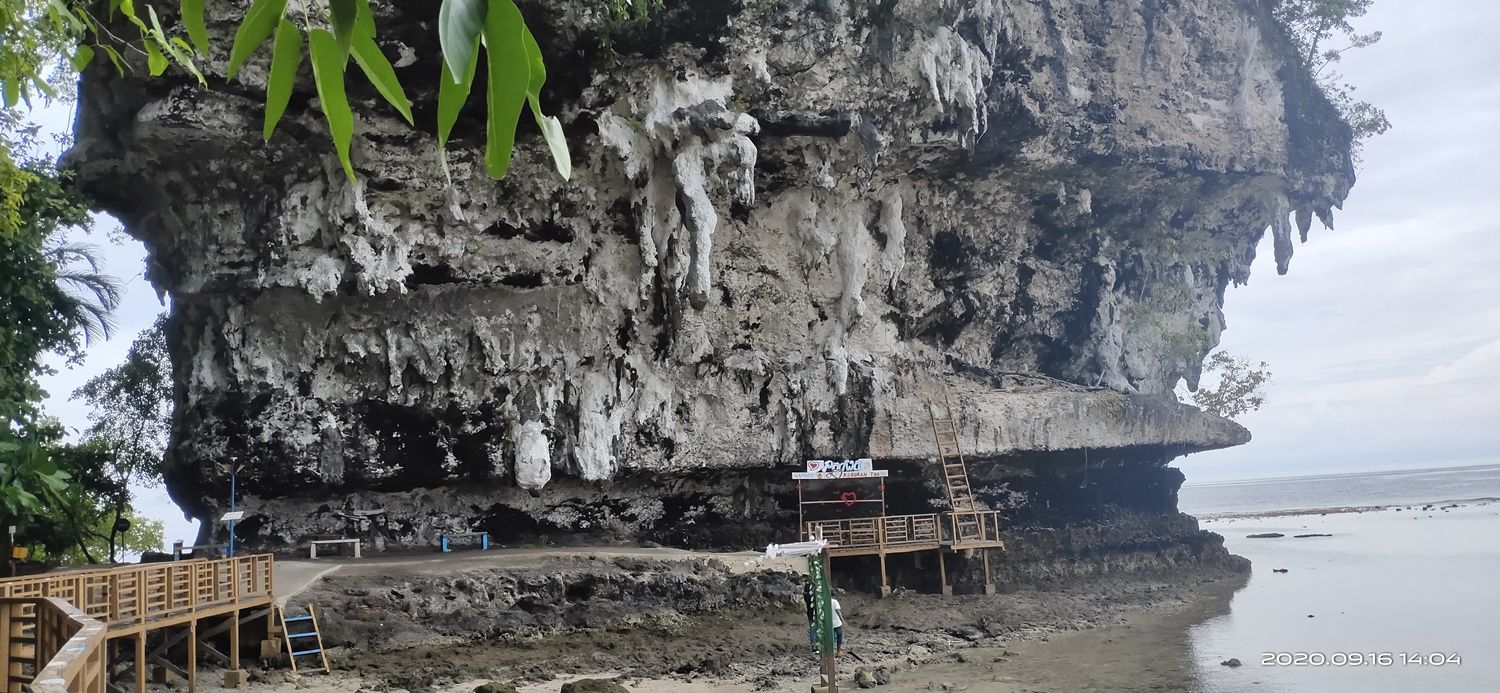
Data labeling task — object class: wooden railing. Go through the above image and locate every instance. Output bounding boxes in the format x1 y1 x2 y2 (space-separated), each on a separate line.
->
804 510 1005 555
0 555 274 633
1 597 106 693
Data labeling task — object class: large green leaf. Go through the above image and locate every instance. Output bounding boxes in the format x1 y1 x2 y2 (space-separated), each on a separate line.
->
263 18 302 140
330 0 358 56
438 0 486 84
145 41 168 76
483 0 530 179
435 44 479 182
308 29 357 181
181 0 209 54
227 0 288 79
352 33 413 125
521 24 570 180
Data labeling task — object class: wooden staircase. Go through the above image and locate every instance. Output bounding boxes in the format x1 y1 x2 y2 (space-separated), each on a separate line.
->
4 608 36 692
928 390 984 544
275 604 330 675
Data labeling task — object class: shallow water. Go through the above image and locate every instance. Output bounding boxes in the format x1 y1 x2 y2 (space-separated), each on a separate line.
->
1190 502 1500 692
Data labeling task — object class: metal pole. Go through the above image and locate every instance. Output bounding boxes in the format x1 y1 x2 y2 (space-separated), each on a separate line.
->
228 461 237 558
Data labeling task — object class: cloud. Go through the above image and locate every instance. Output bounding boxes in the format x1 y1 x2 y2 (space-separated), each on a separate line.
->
1181 1 1500 481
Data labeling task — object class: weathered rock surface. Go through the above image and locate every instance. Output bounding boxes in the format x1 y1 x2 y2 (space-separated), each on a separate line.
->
67 0 1352 568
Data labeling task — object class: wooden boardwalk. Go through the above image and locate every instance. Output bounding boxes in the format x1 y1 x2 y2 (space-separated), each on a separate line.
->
1 555 274 693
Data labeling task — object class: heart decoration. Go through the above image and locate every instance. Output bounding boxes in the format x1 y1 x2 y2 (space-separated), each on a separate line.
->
840 491 858 507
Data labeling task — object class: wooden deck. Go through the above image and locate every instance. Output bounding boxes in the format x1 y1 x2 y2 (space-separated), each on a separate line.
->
0 555 275 692
803 510 1006 557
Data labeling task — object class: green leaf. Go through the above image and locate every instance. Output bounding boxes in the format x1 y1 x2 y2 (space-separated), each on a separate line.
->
1 80 17 109
436 42 479 182
101 45 129 75
167 38 208 85
521 24 570 180
264 18 302 140
354 0 376 38
351 33 413 125
71 45 95 72
47 0 85 33
227 0 288 79
181 0 210 54
308 28 357 181
483 0 530 179
145 41 168 76
330 0 358 56
438 0 486 85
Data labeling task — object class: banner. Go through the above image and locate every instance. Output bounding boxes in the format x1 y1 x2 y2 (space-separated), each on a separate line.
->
793 458 889 480
807 552 836 657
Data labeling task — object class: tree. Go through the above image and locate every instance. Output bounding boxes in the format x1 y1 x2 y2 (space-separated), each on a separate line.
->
73 314 172 562
0 119 122 563
1272 0 1391 159
1192 351 1272 421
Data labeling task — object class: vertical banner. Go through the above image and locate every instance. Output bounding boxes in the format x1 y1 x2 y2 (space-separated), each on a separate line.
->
807 552 836 656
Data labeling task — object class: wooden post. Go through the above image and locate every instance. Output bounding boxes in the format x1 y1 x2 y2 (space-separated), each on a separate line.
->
938 550 951 596
878 550 890 597
135 632 147 693
821 547 838 693
187 619 197 693
797 482 804 540
1 603 12 688
982 549 996 595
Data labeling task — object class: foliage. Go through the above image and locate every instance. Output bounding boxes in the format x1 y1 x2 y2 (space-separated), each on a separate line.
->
1192 351 1271 421
0 121 123 563
0 142 115 419
8 0 611 183
73 314 172 562
1272 0 1391 158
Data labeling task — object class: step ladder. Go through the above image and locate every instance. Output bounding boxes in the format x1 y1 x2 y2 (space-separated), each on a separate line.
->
275 603 330 675
928 389 984 543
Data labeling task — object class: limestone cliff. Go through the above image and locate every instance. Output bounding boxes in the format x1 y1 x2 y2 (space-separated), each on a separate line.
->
67 0 1352 579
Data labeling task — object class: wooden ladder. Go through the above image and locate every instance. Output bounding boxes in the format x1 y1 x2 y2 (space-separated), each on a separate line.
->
928 389 984 544
275 603 330 675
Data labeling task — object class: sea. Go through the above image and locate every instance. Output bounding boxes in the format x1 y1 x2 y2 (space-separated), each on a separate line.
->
1178 463 1500 693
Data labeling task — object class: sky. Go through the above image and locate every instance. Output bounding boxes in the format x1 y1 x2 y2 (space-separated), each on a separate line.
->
25 1 1500 545
1178 0 1500 482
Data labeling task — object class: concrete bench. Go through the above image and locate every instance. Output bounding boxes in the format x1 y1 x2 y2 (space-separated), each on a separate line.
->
308 538 362 559
172 541 228 560
440 531 490 552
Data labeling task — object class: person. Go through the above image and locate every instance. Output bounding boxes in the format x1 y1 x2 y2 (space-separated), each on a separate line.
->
830 595 846 658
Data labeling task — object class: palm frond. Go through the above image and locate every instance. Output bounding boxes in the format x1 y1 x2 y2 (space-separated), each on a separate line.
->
45 242 123 345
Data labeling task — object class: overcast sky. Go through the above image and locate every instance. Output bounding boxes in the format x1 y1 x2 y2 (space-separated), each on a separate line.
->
1179 0 1500 481
29 1 1499 545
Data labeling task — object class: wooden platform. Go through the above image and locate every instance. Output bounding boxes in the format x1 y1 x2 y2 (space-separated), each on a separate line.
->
803 510 1006 557
0 555 275 693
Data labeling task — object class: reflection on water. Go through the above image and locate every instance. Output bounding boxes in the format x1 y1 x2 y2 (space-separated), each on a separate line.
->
1188 502 1500 692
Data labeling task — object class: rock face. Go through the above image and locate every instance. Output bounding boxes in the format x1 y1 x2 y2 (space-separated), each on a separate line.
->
68 0 1352 574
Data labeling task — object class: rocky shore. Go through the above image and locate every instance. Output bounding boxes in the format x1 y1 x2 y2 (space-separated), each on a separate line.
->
236 547 1247 692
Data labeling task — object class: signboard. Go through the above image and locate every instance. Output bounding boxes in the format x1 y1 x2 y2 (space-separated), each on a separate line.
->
792 458 888 480
220 510 245 523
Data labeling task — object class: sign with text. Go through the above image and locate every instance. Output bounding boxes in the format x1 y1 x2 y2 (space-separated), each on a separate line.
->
792 458 889 480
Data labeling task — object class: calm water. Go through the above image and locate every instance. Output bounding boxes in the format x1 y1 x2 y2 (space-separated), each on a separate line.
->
1181 464 1500 692
1179 463 1500 516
